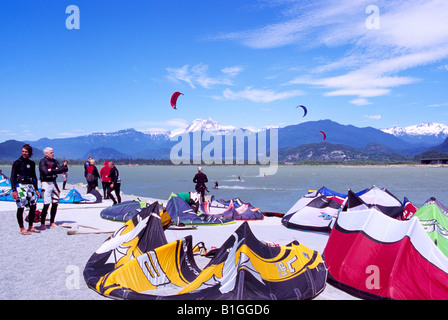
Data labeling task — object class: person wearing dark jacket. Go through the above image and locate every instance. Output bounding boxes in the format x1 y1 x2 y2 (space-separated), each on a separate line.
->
10 144 41 235
85 158 100 194
61 160 69 190
193 167 208 203
39 147 67 230
107 161 121 204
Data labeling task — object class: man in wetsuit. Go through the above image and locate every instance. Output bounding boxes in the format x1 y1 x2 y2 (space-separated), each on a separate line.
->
193 167 208 203
39 147 68 230
10 144 41 235
107 161 121 205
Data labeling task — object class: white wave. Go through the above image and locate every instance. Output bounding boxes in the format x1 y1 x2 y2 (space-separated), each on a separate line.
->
216 185 298 191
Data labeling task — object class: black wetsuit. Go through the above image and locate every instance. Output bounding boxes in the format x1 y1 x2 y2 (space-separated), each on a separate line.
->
39 157 67 225
10 156 39 228
39 158 66 183
11 157 39 190
107 166 121 204
193 171 208 202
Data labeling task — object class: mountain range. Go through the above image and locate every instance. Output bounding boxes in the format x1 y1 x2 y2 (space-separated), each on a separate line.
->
381 122 448 146
1 118 447 162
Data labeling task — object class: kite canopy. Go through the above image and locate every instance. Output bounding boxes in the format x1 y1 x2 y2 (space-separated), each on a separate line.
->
324 208 448 300
318 130 326 142
282 186 412 232
100 200 148 222
401 197 418 220
282 187 367 232
347 186 405 219
174 222 327 300
297 105 307 117
282 194 344 232
84 207 328 300
285 187 351 217
166 193 235 226
60 188 100 203
200 199 264 220
100 200 171 228
84 202 170 296
415 197 448 258
170 91 183 109
0 178 10 187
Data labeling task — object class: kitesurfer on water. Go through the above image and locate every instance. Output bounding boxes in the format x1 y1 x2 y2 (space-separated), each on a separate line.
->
193 167 208 203
10 144 41 235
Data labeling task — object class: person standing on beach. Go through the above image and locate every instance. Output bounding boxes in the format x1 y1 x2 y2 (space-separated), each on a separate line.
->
84 156 92 173
85 158 100 194
100 160 111 199
193 167 208 203
39 147 67 230
10 144 41 235
61 160 69 190
107 161 121 204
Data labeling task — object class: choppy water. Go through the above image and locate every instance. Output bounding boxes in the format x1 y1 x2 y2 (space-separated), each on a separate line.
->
1 165 447 213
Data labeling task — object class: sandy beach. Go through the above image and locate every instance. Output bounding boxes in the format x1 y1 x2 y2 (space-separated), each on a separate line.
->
0 183 356 300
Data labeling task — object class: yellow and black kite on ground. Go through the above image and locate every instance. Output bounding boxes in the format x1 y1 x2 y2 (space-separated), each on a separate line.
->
84 202 327 300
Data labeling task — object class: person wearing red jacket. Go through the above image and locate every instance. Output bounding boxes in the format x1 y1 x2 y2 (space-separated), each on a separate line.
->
100 160 111 199
85 159 100 194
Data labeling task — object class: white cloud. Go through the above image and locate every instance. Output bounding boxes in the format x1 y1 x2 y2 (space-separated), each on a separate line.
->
221 66 244 77
166 65 194 88
212 1 368 49
427 102 448 108
215 0 448 102
219 87 304 103
292 71 416 98
351 98 372 106
57 129 90 138
165 118 189 128
166 63 239 89
364 115 382 120
0 129 16 136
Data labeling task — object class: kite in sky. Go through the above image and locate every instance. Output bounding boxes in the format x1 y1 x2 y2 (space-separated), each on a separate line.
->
170 91 183 110
318 131 326 142
297 105 307 117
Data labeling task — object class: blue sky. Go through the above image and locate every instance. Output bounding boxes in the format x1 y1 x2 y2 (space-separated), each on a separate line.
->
1 0 448 142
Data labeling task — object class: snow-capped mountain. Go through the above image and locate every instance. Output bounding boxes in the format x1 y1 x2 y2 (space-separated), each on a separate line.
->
381 123 448 145
185 118 237 133
145 118 241 138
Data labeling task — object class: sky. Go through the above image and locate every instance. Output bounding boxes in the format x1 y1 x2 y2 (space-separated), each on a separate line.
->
1 0 448 142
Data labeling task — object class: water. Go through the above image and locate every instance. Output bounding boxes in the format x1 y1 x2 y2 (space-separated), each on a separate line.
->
2 165 447 213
